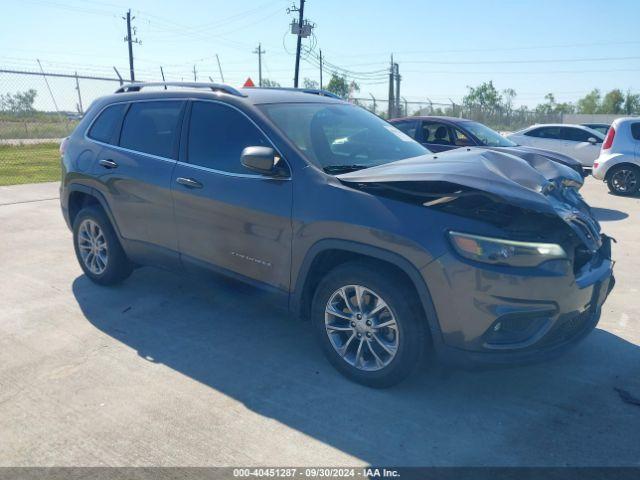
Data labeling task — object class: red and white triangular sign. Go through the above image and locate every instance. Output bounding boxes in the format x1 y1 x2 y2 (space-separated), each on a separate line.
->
243 77 255 88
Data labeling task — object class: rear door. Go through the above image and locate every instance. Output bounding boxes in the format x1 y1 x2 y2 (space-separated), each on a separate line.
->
560 127 601 166
90 99 185 261
171 100 293 292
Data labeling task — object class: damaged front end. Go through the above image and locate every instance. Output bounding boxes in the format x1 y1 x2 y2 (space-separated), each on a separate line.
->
338 148 605 272
338 149 614 362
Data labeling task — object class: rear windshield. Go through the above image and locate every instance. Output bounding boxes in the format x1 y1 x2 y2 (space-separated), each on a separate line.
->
259 103 428 173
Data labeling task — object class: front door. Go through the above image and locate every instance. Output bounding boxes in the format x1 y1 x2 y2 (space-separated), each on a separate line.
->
172 100 293 292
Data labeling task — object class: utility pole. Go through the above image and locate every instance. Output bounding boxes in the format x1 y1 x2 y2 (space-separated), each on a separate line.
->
388 55 395 118
369 93 377 114
160 66 167 89
193 64 197 82
123 9 141 82
288 0 306 88
216 54 225 83
319 49 323 89
253 43 265 87
394 63 401 117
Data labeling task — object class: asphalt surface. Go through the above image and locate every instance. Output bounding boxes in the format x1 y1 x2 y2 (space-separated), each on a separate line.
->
0 178 638 467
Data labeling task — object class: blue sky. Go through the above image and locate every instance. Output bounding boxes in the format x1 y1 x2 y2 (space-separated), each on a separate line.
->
1 0 639 109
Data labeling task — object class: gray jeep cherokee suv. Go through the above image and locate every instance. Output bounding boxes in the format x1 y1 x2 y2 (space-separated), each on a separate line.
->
60 82 614 387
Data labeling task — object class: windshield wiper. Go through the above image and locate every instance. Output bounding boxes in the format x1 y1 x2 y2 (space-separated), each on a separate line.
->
323 164 372 174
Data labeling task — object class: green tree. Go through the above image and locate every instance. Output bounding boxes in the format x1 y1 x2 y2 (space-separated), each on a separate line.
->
303 77 319 89
0 89 37 114
261 78 281 88
576 89 601 114
600 89 625 114
502 88 516 114
624 90 640 114
462 81 503 113
326 73 359 99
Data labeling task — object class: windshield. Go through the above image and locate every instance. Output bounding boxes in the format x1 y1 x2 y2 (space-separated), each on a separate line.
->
462 121 517 147
259 103 429 173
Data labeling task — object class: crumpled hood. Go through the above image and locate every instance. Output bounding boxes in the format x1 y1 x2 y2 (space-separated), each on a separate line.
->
338 148 601 252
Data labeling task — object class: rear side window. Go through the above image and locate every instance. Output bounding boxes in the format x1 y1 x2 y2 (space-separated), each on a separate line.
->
525 127 562 139
88 104 126 144
187 101 270 174
631 123 640 140
120 101 184 159
561 127 597 142
393 121 417 139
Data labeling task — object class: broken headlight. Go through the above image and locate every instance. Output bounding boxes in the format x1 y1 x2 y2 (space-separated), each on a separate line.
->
448 231 567 267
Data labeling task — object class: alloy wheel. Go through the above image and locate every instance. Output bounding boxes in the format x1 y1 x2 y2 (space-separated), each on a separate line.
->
611 168 637 194
324 284 399 371
77 219 109 275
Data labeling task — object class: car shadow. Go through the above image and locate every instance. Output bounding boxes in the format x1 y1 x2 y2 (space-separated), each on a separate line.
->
72 267 640 466
591 207 629 222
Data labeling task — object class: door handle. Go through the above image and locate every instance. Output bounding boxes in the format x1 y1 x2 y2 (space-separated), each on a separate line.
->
99 159 118 169
176 177 203 189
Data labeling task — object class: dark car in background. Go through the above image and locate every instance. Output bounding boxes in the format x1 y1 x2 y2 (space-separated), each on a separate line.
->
60 83 613 387
390 116 586 177
581 123 611 136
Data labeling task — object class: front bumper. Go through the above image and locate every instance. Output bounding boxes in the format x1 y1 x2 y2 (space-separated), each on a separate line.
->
423 235 615 367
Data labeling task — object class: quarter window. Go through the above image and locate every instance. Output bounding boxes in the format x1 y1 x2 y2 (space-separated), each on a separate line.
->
119 101 184 159
88 104 126 144
187 102 270 174
631 123 640 140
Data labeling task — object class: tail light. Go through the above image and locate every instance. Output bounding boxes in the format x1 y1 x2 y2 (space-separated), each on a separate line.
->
593 162 599 169
602 127 615 150
59 137 69 156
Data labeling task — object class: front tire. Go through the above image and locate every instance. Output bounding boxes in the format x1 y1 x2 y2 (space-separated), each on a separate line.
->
73 205 133 285
607 165 640 196
311 262 427 388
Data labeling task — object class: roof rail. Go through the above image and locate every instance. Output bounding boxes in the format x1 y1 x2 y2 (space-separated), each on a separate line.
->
114 82 246 97
256 87 341 99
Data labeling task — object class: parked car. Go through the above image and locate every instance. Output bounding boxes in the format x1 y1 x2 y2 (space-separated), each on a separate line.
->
592 117 640 195
581 123 610 136
60 82 614 387
390 116 586 177
507 124 605 167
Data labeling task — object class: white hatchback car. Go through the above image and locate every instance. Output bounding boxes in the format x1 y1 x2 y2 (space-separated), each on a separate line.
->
507 124 604 167
592 117 640 195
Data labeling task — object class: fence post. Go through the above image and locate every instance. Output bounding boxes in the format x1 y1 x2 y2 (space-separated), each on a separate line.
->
74 71 83 115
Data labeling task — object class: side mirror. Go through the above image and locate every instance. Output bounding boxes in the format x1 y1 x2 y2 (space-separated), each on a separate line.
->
241 146 282 176
587 137 598 145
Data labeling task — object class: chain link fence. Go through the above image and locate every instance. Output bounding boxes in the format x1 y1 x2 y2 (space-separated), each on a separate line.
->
0 68 130 186
1 67 562 186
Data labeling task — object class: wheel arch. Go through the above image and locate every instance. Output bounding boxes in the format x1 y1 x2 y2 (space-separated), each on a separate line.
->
604 161 640 181
291 239 443 343
65 183 122 239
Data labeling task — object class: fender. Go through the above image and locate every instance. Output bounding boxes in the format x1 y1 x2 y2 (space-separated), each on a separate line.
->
290 238 444 346
64 182 123 241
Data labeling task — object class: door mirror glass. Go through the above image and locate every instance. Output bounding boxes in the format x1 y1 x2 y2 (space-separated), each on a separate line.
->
241 146 281 175
588 137 598 144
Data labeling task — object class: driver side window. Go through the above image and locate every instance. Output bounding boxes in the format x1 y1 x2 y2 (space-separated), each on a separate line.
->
187 101 270 174
421 122 453 145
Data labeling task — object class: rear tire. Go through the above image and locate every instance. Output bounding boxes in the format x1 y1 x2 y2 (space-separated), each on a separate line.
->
607 165 640 196
311 262 427 388
73 205 133 285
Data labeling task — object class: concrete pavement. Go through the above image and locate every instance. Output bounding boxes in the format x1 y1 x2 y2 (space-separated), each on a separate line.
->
0 178 638 466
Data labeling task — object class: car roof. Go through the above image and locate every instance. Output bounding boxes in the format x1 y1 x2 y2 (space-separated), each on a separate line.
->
390 116 472 123
95 84 345 109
